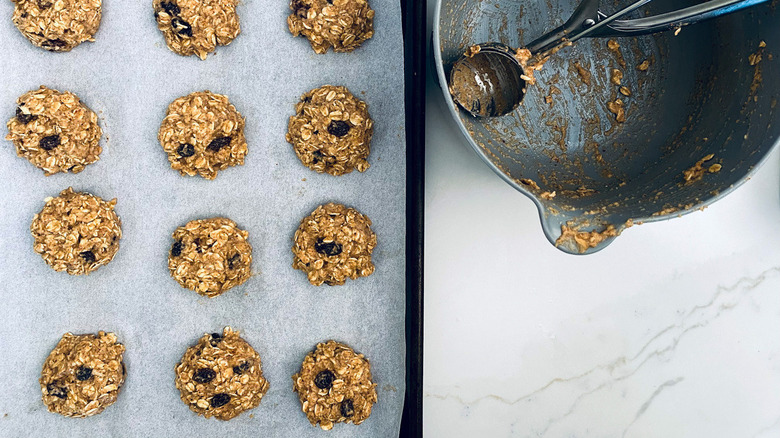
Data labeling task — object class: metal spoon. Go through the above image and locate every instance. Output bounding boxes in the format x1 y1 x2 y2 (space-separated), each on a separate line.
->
449 0 770 118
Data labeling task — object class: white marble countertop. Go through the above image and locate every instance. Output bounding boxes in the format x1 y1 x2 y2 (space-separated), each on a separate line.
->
422 4 780 436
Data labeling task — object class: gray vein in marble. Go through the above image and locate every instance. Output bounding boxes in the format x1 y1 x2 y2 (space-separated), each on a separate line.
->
621 377 684 438
424 365 601 405
426 267 780 435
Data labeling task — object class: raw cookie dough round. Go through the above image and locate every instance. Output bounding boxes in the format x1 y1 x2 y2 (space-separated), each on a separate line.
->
168 217 252 297
12 0 102 52
286 85 373 176
287 0 374 54
292 340 377 430
31 187 121 275
175 327 269 420
153 0 241 60
5 86 102 175
159 91 247 180
292 203 376 286
40 331 126 418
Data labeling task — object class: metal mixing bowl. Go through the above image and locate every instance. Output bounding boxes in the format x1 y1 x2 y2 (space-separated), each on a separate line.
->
434 0 780 254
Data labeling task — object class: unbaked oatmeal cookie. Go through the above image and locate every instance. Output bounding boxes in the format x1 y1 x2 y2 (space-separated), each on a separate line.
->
292 340 377 430
288 0 374 54
158 91 247 180
12 0 102 52
175 327 269 420
286 85 372 176
30 187 121 275
40 331 126 417
292 203 376 286
168 217 252 297
153 0 241 60
6 86 102 175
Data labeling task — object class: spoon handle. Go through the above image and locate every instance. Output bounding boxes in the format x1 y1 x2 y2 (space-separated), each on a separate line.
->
524 0 600 55
525 0 654 54
526 0 768 55
593 0 771 36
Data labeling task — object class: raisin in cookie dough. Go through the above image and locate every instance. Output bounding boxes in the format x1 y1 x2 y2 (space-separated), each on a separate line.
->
6 86 102 175
153 0 241 60
168 217 252 297
175 328 269 420
286 85 373 176
31 187 121 275
12 0 102 52
292 203 376 286
159 91 247 180
40 331 126 418
288 0 374 54
292 340 377 430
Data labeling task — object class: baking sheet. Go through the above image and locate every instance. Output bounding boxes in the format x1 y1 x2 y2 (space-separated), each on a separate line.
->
0 0 406 436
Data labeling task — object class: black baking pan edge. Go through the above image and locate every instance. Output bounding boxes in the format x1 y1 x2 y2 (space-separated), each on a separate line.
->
400 0 425 437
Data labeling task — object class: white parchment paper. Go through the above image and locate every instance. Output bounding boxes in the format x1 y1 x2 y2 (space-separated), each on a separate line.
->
0 1 406 436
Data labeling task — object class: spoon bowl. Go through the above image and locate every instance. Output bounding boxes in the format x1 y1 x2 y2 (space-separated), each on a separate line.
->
448 43 528 118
